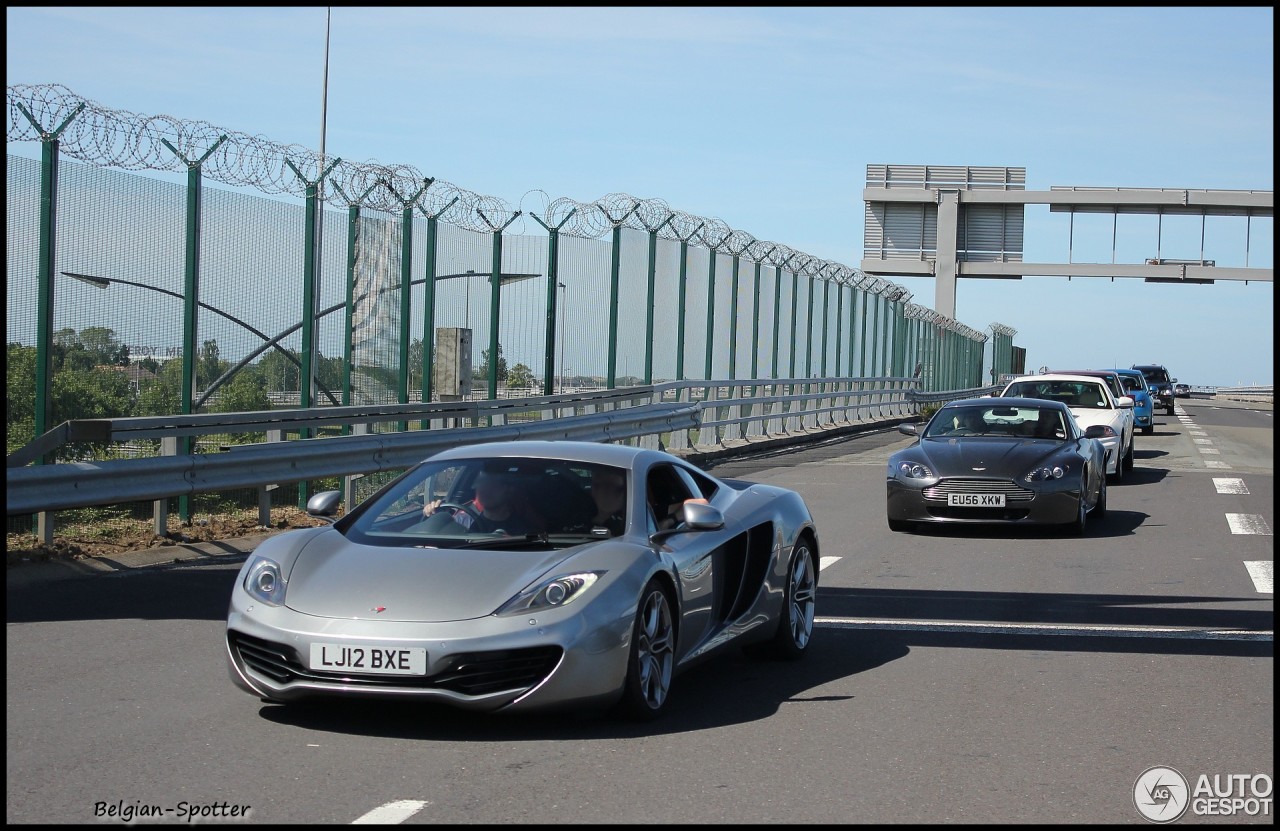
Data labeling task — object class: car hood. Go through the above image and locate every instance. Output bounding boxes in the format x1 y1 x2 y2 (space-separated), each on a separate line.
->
920 437 1064 474
282 531 582 622
1066 407 1124 429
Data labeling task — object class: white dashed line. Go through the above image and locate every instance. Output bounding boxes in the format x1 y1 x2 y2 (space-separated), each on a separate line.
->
352 801 429 824
1213 478 1250 495
1245 562 1274 594
1193 438 1214 445
1204 460 1232 469
819 556 841 570
1226 514 1272 535
1199 447 1221 454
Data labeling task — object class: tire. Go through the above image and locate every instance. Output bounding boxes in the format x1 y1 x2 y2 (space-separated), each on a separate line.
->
1166 406 1175 417
615 579 675 721
1142 426 1154 435
767 538 817 660
1091 474 1107 520
1123 439 1134 472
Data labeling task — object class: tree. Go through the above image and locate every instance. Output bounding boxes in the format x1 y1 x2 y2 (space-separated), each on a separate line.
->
506 362 534 389
135 361 183 417
214 365 271 416
258 348 300 393
197 338 228 390
473 344 508 383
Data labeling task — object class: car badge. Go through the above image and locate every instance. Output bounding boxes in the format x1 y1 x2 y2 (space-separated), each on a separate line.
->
971 466 986 471
372 606 386 613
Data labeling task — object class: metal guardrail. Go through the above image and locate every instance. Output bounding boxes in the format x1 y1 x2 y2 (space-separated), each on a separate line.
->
6 377 995 529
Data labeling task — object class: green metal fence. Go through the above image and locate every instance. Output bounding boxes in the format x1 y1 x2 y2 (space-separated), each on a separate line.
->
6 83 1016 541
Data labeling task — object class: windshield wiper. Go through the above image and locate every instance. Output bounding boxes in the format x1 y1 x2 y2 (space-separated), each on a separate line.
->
450 532 551 550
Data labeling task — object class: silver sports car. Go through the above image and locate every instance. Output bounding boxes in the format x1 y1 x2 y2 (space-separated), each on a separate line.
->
886 397 1109 535
226 440 820 720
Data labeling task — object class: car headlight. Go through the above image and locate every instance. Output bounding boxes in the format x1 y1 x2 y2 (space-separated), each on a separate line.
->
495 572 603 615
891 461 934 479
1025 464 1068 482
243 555 286 606
1095 426 1118 438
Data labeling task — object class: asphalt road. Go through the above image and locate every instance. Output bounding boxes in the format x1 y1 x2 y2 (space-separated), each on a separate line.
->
7 398 1272 824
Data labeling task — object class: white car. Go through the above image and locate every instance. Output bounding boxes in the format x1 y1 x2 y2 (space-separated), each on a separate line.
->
998 374 1135 481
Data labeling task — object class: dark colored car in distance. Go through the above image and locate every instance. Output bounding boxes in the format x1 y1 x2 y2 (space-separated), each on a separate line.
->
1133 364 1177 416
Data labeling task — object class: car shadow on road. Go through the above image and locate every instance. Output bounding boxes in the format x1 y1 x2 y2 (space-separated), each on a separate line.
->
256 629 911 739
905 509 1146 538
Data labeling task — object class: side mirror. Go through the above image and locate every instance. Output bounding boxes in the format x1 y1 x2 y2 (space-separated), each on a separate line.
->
898 423 919 436
1116 396 1134 408
649 500 724 545
306 490 343 523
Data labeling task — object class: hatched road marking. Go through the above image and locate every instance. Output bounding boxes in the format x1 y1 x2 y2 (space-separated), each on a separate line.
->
1213 478 1250 495
1226 514 1272 535
1245 562 1274 594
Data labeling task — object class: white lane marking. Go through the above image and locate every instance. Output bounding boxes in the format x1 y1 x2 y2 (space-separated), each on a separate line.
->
1192 438 1214 445
1245 562 1274 594
1226 514 1272 535
1213 478 1250 495
352 801 429 824
1199 447 1221 454
1189 429 1208 436
815 617 1271 641
819 556 841 570
1205 460 1232 469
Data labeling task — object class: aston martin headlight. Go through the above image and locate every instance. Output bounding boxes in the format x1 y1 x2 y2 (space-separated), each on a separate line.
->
243 555 286 606
495 572 603 615
1025 465 1068 482
895 461 934 479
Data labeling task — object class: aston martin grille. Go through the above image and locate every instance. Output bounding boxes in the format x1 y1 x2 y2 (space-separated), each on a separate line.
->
229 632 562 696
923 478 1035 502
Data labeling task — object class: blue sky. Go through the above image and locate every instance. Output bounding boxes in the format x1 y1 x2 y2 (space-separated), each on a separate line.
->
6 6 1274 386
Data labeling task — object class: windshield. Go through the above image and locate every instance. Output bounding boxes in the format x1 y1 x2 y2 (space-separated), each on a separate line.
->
925 404 1069 440
1137 367 1170 384
340 457 627 548
1002 379 1111 409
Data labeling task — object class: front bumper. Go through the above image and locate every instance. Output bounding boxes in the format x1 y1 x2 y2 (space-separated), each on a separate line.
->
887 476 1083 525
226 591 633 713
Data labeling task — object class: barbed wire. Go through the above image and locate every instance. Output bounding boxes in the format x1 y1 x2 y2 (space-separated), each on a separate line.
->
7 82 981 330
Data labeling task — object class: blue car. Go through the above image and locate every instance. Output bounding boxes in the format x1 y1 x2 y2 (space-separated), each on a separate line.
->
1107 368 1155 435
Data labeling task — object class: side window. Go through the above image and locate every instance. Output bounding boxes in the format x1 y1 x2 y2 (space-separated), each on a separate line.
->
677 465 720 501
646 464 696 533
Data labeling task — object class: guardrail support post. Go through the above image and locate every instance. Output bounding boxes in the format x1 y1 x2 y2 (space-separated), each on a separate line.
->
153 436 177 536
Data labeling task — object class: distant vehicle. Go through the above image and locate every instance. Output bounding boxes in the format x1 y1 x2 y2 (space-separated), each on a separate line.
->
1174 383 1191 398
999 374 1134 481
1133 364 1177 416
1104 368 1156 435
887 397 1108 536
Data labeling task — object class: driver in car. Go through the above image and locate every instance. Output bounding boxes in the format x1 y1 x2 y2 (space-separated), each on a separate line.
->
423 471 540 534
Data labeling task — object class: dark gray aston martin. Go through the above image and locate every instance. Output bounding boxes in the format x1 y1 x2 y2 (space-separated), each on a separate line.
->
886 397 1108 535
227 440 819 721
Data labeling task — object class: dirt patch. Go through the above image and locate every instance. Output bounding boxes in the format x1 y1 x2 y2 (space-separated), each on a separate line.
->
6 507 331 565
